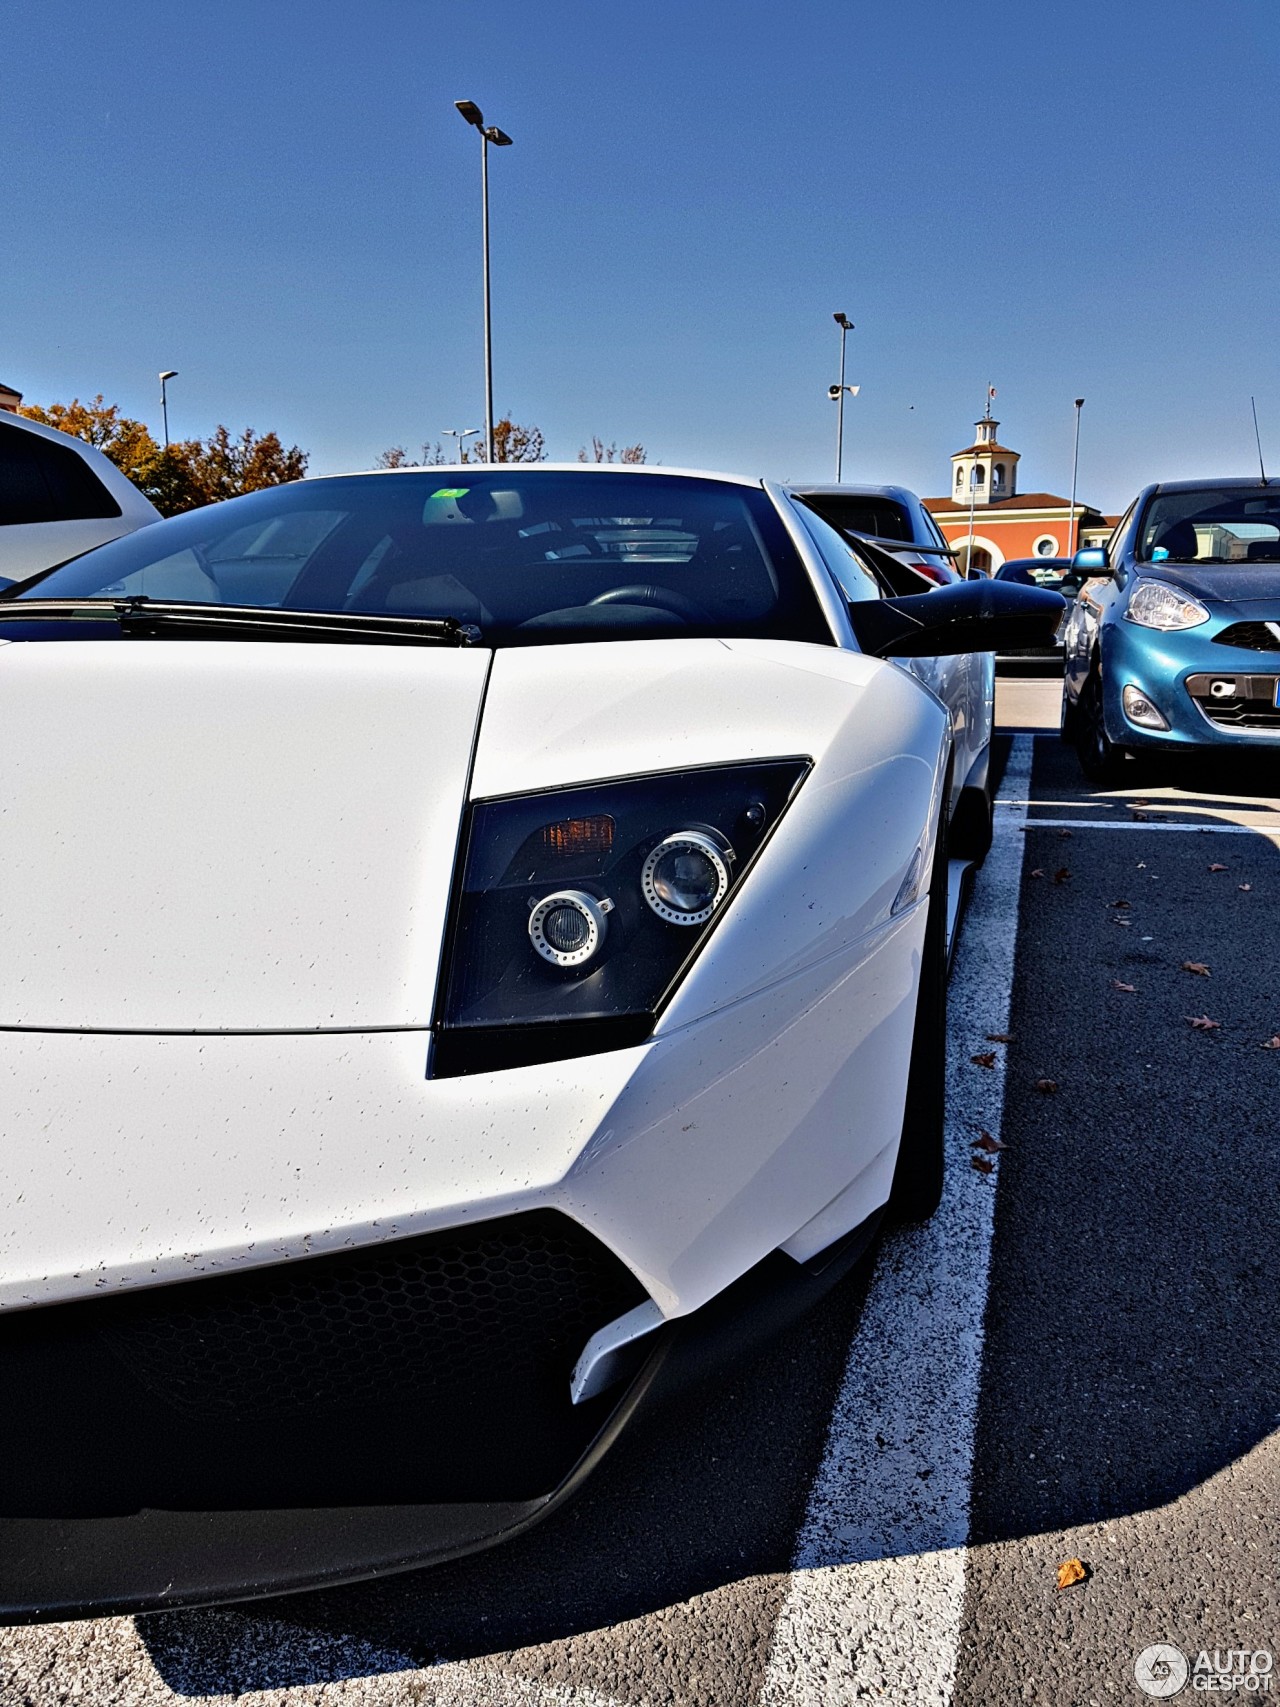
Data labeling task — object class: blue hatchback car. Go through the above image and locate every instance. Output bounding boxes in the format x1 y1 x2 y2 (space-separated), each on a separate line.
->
1062 479 1280 779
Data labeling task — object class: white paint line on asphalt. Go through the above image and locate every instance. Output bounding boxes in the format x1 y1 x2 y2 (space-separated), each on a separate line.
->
1014 817 1279 836
758 735 1033 1707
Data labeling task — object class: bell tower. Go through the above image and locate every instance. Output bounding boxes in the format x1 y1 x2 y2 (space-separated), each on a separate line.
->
950 403 1020 507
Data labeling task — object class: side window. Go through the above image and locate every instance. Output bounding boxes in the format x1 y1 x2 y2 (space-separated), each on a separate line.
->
794 504 881 603
0 422 122 526
922 511 950 553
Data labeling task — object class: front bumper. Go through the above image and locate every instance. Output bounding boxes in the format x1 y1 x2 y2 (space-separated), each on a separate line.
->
0 909 921 1621
0 1209 880 1623
1100 621 1280 749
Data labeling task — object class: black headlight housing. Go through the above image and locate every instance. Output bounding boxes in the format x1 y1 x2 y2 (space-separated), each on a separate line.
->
431 759 809 1077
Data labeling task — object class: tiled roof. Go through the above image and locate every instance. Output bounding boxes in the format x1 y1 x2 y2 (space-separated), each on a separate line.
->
950 441 1017 458
924 492 1104 515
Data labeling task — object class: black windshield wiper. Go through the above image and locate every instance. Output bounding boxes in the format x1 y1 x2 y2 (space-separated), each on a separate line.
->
0 599 481 646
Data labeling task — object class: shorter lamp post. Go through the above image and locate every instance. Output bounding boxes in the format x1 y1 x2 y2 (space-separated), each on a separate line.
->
1067 397 1085 558
159 371 178 449
831 313 857 481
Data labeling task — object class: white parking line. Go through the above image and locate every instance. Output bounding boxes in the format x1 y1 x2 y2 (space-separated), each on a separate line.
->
758 735 1032 1707
1013 817 1278 835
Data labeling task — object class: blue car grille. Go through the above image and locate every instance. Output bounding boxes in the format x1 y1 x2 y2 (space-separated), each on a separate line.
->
1186 671 1280 730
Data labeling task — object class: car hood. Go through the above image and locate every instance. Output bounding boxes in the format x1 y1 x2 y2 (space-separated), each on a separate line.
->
1137 562 1280 607
0 639 489 1029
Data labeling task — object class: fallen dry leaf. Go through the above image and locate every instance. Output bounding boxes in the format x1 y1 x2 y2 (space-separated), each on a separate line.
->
972 1131 1006 1152
1132 811 1150 821
1181 961 1210 977
1034 1078 1059 1094
1111 980 1137 992
985 1033 1014 1043
1056 1558 1089 1591
1058 828 1073 838
1239 883 1253 892
1209 863 1227 873
1262 1036 1280 1050
1186 1015 1222 1031
1029 868 1045 879
970 1155 995 1175
970 1051 997 1069
1111 899 1131 909
1053 867 1072 884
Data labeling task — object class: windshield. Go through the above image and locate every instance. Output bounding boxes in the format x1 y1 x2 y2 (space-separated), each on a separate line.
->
8 472 833 647
1138 486 1280 564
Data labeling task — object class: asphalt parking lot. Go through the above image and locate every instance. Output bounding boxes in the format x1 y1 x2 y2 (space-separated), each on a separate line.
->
2 676 1276 1707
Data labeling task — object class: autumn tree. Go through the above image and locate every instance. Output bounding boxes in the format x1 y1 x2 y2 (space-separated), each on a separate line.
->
18 396 309 518
374 418 545 467
373 443 449 469
578 436 647 464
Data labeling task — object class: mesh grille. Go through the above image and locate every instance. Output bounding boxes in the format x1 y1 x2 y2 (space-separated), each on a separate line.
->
97 1210 646 1420
1214 622 1280 652
1192 695 1280 729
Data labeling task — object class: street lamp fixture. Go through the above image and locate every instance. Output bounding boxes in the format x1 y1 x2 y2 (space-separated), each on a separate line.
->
442 427 481 462
158 371 178 450
455 99 514 462
831 314 856 481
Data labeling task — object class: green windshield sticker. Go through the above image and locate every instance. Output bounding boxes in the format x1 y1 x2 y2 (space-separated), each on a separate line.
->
430 487 470 500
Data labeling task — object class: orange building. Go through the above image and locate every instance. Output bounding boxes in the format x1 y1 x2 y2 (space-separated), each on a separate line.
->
923 411 1113 572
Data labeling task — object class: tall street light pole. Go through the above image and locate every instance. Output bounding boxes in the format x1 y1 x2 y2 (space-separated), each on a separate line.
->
159 371 178 450
455 100 513 463
832 313 854 481
1067 397 1085 559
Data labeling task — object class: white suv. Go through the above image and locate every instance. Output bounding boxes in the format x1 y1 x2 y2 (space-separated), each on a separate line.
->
0 412 160 585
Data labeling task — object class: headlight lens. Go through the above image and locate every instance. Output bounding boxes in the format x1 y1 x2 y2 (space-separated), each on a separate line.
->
434 759 809 1075
642 831 731 924
1126 579 1210 631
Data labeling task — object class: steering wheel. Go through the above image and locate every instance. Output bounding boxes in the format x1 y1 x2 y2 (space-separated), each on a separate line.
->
587 584 709 621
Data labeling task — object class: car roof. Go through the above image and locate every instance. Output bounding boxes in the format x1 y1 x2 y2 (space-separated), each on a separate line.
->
1147 477 1277 494
786 482 923 506
313 462 767 490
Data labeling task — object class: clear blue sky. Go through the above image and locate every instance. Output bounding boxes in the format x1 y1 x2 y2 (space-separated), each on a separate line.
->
4 0 1278 511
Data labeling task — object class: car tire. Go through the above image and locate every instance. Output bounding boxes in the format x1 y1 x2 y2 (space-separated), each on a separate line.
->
1075 666 1130 783
888 817 948 1223
1059 679 1079 743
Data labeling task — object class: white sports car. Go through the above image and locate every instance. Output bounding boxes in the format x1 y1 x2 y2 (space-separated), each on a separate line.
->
0 465 1059 1620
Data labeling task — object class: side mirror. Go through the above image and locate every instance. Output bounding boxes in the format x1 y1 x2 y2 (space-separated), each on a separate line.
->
847 579 1066 659
1071 547 1111 577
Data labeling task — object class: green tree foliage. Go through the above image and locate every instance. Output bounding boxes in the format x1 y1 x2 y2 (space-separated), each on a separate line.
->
18 395 308 518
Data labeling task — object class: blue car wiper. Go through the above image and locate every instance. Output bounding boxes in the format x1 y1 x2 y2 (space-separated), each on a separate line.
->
0 599 481 645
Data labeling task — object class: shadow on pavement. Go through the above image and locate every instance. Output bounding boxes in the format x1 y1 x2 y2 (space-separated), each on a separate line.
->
967 737 1280 1547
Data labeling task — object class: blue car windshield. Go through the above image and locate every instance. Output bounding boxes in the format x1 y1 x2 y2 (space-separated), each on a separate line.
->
1139 487 1280 564
8 471 834 647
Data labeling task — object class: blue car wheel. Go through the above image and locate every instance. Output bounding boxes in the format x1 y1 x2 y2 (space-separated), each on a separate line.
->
1076 667 1132 783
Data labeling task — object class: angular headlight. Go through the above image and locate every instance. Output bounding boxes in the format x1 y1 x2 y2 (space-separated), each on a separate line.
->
433 759 809 1076
1126 579 1210 631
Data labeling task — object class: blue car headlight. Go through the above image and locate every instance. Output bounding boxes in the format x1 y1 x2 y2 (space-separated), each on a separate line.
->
432 759 809 1076
1125 579 1210 631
